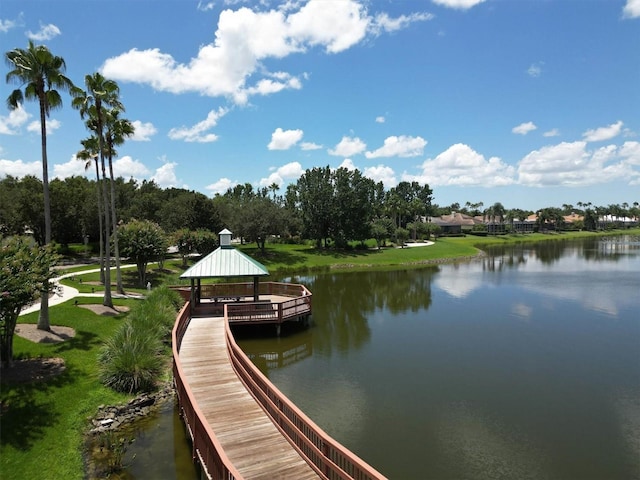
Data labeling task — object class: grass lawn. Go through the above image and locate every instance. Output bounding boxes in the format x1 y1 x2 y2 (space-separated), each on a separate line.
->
0 298 138 480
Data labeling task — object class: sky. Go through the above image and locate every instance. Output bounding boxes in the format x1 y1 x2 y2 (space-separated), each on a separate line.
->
0 0 638 212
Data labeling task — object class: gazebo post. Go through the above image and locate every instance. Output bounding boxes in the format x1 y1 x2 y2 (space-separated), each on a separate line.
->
253 276 259 301
189 279 195 313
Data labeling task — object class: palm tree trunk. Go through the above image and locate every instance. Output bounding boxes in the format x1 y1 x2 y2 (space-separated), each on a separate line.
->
108 156 124 294
100 156 113 308
94 158 105 284
37 103 50 331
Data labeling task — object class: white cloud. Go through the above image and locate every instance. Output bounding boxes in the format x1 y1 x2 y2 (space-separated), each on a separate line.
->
365 135 427 158
300 142 323 151
339 159 357 171
363 164 396 186
527 62 543 78
329 136 367 157
131 121 157 141
0 104 30 135
259 161 304 187
0 18 19 33
375 116 385 124
27 23 61 41
543 129 560 138
517 141 639 187
53 156 89 179
512 122 537 135
151 162 179 188
28 118 61 135
623 0 640 18
113 155 152 178
268 128 304 150
0 159 41 178
431 0 486 10
370 12 433 35
101 0 429 104
168 107 228 142
404 143 515 187
582 120 624 142
197 1 215 12
207 177 238 195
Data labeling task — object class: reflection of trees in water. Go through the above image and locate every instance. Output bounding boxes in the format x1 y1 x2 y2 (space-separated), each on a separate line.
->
303 268 436 356
484 235 639 267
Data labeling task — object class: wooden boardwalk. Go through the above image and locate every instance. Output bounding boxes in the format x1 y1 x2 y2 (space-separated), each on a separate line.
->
179 315 319 479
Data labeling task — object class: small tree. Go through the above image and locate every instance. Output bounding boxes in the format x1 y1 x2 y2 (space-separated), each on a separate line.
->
0 237 58 367
118 220 167 288
395 227 410 247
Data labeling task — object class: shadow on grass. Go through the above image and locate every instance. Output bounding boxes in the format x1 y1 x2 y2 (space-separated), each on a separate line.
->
52 329 102 353
0 366 75 450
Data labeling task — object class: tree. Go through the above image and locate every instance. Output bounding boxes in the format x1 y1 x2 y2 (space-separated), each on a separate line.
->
241 196 283 253
0 237 58 367
118 220 167 288
5 40 74 331
297 166 334 248
72 73 122 307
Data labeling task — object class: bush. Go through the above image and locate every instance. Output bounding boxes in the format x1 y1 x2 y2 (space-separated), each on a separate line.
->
98 286 183 394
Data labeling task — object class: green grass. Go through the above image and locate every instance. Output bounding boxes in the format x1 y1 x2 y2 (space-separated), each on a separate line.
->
0 298 138 480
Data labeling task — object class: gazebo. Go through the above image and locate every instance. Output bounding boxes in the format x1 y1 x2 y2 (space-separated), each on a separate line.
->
180 229 270 311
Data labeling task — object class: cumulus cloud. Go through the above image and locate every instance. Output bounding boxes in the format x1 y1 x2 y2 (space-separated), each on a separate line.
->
28 118 61 135
512 122 537 135
207 177 238 195
259 161 304 187
363 164 397 186
151 162 179 188
431 0 486 10
0 159 41 178
339 159 357 171
404 143 516 187
130 121 157 141
300 142 323 150
27 23 61 41
365 135 427 158
113 155 152 178
517 141 639 187
543 128 560 138
375 116 385 123
623 0 640 18
53 157 89 179
268 128 304 150
168 107 228 142
101 0 430 104
0 104 30 135
329 136 367 157
582 121 624 142
0 16 21 34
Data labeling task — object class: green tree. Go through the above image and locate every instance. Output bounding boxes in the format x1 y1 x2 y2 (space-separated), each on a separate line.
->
241 196 283 253
118 220 167 288
0 237 58 367
5 40 74 330
297 166 334 248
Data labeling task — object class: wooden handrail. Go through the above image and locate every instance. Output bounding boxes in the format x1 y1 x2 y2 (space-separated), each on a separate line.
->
172 302 242 480
224 305 387 480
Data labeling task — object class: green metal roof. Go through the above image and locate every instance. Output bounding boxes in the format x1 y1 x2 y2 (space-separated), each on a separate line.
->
179 246 270 279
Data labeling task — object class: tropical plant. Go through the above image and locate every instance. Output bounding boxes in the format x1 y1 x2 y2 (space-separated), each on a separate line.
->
5 40 74 330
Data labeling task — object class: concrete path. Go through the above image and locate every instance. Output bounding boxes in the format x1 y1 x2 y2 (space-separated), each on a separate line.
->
19 264 144 316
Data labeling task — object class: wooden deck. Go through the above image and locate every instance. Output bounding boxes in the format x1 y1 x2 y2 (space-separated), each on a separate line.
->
179 315 319 479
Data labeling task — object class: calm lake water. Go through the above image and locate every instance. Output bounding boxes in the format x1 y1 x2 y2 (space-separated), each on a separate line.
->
125 236 640 480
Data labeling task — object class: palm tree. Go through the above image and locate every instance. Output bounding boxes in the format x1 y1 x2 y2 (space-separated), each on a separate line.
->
5 41 74 330
77 136 105 284
72 73 123 308
104 108 134 294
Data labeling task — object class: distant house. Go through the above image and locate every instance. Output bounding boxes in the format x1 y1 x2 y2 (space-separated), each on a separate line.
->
428 212 481 235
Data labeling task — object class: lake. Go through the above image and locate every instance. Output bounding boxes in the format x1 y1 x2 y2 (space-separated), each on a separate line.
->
126 236 640 479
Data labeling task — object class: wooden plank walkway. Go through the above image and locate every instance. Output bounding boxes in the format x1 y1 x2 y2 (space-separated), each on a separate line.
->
179 315 319 480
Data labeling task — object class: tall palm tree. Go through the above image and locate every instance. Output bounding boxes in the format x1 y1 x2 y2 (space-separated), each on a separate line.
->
104 108 134 294
72 73 123 308
5 41 74 330
77 136 105 284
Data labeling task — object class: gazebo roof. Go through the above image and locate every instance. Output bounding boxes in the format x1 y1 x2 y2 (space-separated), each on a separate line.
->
180 229 269 279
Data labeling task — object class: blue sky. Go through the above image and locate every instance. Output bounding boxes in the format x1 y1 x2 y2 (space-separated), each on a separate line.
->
1 0 638 212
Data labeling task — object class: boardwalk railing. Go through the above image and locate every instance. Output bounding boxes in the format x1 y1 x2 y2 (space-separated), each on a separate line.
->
172 303 241 480
173 297 387 480
224 305 387 480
